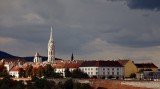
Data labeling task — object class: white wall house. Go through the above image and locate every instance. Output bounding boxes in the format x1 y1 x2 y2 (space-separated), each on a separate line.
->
9 66 20 78
79 60 124 78
53 62 80 77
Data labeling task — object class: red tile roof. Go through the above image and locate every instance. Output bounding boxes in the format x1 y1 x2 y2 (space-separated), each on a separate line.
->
10 66 21 72
53 63 80 68
80 60 123 67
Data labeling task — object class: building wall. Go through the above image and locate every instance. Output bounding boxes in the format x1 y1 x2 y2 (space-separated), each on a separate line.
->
137 68 158 72
55 68 77 77
9 71 19 78
80 66 124 78
124 60 137 77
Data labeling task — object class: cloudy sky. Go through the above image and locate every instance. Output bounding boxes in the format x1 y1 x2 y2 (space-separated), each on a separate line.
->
1 0 160 66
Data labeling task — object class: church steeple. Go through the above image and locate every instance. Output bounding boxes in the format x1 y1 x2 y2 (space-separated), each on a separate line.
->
48 26 55 63
49 26 53 42
71 53 74 61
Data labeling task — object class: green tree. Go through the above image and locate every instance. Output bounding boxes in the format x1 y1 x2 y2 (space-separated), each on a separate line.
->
56 81 64 89
43 64 54 77
36 66 44 77
64 79 74 89
65 68 71 78
71 68 89 78
79 84 92 89
129 73 136 78
25 65 33 77
19 68 25 78
0 64 9 77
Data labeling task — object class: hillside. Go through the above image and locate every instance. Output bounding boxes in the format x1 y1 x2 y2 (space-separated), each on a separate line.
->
0 51 18 58
0 50 62 62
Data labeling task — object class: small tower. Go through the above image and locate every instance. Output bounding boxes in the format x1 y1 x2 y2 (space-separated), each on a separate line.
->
33 52 42 63
48 26 55 62
71 53 74 61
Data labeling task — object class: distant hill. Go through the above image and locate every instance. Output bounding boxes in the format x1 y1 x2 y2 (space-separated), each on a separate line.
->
0 50 62 62
0 51 19 58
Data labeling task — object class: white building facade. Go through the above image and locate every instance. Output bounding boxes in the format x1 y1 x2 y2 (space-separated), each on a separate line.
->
80 60 124 79
33 52 42 63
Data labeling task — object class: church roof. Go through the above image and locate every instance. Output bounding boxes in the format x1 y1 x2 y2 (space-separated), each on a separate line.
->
35 52 40 57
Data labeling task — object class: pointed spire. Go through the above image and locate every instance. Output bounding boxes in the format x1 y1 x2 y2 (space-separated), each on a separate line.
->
71 53 74 61
49 26 53 42
35 52 40 57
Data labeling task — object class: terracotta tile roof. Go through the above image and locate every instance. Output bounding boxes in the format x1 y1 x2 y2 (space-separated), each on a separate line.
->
32 64 40 69
117 60 130 66
10 66 21 72
2 58 26 63
80 60 123 67
135 63 158 68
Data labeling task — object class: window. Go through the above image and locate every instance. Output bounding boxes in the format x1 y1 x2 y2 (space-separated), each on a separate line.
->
112 68 114 71
88 68 90 70
112 72 114 75
85 68 87 70
108 68 110 71
96 68 98 70
91 72 93 75
103 72 105 75
103 68 105 71
108 72 110 75
88 72 90 74
96 72 98 75
117 72 119 75
91 68 93 70
117 68 119 71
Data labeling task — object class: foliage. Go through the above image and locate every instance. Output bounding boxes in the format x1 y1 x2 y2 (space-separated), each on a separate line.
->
107 75 114 79
79 84 92 89
129 73 136 78
0 64 9 77
0 76 92 89
19 68 25 78
63 79 74 89
25 65 33 77
43 64 62 78
64 68 71 78
0 76 25 89
71 68 89 78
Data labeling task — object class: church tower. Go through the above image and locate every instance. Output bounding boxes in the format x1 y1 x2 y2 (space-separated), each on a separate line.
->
33 52 42 63
48 26 55 62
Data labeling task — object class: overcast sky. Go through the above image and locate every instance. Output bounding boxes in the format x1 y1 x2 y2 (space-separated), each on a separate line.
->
1 0 160 66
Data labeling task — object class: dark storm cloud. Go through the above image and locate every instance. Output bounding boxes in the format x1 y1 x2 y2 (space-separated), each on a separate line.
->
128 0 160 11
1 0 160 64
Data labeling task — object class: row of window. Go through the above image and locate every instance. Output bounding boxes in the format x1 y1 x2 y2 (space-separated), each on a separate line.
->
86 71 120 76
10 72 18 75
81 68 120 71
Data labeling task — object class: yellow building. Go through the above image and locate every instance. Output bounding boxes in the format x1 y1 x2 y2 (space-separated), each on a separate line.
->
135 63 158 72
118 59 137 77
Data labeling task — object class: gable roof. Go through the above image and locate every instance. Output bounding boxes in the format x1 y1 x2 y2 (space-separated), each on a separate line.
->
117 60 130 66
80 60 123 67
53 63 80 68
135 63 158 68
10 66 21 72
